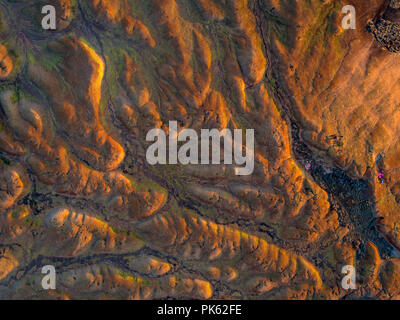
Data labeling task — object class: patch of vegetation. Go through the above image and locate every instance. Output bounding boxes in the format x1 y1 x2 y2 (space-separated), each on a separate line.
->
113 227 141 240
23 215 43 228
37 45 63 72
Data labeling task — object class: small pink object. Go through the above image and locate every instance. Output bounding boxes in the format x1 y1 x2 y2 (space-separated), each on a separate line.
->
305 162 311 170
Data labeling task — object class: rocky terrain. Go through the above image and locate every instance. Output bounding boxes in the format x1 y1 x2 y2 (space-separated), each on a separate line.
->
0 0 399 299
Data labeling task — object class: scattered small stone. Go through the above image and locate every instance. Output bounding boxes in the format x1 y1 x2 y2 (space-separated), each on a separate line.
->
367 19 400 53
390 0 400 9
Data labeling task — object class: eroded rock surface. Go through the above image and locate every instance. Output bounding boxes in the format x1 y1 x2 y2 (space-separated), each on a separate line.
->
0 0 398 300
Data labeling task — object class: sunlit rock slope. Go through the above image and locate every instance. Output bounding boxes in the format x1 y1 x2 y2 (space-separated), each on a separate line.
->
0 0 399 300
